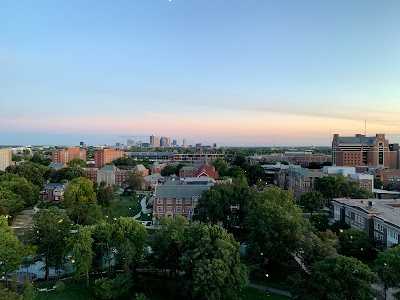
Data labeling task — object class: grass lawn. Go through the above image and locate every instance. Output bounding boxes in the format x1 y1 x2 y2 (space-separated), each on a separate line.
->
102 195 142 220
36 279 96 300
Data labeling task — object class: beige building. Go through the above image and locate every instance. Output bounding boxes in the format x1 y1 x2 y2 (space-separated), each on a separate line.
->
0 148 12 171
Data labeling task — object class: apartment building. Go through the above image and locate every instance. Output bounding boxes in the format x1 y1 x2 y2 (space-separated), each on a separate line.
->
52 147 86 164
375 169 400 190
0 148 12 171
332 198 400 248
332 133 399 168
94 148 125 168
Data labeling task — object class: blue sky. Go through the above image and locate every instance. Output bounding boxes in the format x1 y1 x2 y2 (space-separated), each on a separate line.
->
1 0 400 146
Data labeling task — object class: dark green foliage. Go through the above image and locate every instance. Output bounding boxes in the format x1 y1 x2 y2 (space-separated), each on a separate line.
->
6 162 47 189
94 274 132 300
309 213 330 231
0 216 23 277
338 228 376 262
300 191 324 215
288 255 378 300
29 152 51 166
374 245 400 300
49 167 86 183
0 173 40 207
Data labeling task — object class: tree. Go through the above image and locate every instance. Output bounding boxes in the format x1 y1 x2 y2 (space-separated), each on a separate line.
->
161 165 175 176
338 228 375 262
94 273 132 300
152 215 189 281
374 245 400 300
123 170 143 195
66 158 86 168
180 222 249 300
212 158 228 177
298 229 336 270
65 225 94 287
97 185 115 206
226 166 246 179
49 167 85 183
0 216 23 278
112 217 148 272
247 164 265 185
0 189 24 217
34 207 72 281
300 191 324 215
6 162 47 189
0 173 40 207
91 222 114 272
309 213 330 231
29 152 51 166
289 255 378 300
374 179 383 189
64 177 101 225
233 155 246 166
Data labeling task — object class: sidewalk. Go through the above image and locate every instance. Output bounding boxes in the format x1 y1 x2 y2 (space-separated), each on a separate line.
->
248 283 292 298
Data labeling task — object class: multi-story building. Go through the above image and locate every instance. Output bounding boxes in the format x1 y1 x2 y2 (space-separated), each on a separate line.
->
183 139 188 148
332 198 400 248
150 135 160 148
332 133 399 168
282 167 326 199
52 147 86 164
94 148 125 168
0 148 12 171
153 178 214 220
179 164 219 180
375 169 400 190
39 183 68 202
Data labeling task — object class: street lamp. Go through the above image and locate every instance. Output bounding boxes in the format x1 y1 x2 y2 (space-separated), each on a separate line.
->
265 273 270 296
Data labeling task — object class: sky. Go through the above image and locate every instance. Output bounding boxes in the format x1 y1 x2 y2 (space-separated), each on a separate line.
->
1 0 400 147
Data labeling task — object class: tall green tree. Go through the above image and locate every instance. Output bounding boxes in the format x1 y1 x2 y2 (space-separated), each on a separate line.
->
152 215 189 280
0 216 23 278
0 173 40 207
66 158 86 168
64 177 101 225
0 189 24 217
123 170 144 195
29 152 51 166
245 188 304 264
34 207 72 281
338 228 375 262
300 191 324 215
6 162 47 189
374 245 400 300
289 255 378 300
112 217 148 272
65 225 94 287
180 222 249 300
50 167 85 183
212 158 228 177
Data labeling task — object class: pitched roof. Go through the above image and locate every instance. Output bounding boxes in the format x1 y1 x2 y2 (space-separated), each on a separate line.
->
99 165 119 171
155 185 211 199
134 164 147 171
48 163 66 170
44 183 68 189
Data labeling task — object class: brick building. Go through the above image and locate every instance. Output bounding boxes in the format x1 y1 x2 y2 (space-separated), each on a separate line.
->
153 178 214 220
332 133 399 168
94 148 125 168
52 147 86 164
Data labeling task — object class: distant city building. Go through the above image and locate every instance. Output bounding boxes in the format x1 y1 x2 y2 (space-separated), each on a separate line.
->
94 148 125 168
183 139 188 148
52 147 86 164
0 148 12 171
195 143 202 148
332 133 399 168
150 135 160 148
79 142 85 147
172 140 177 146
213 143 217 148
160 137 168 147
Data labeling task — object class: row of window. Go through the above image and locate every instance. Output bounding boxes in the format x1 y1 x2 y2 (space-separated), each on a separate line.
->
157 199 192 205
157 206 191 213
374 222 384 232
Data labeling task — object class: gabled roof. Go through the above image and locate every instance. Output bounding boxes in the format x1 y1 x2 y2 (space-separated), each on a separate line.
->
44 183 68 189
144 173 163 182
99 165 119 172
134 164 147 171
155 184 211 199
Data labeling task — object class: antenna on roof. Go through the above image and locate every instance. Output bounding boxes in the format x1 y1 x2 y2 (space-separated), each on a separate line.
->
365 120 367 136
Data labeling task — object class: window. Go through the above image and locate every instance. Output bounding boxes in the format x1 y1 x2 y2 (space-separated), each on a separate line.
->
167 199 173 204
176 206 182 213
157 199 163 204
157 206 163 213
345 210 350 217
167 206 173 212
185 198 191 204
176 198 182 204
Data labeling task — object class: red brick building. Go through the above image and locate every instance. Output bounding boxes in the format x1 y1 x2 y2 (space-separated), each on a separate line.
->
179 164 219 179
332 133 399 168
94 148 125 168
52 147 86 164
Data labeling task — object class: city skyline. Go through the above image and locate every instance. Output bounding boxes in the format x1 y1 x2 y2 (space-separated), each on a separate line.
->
2 1 400 146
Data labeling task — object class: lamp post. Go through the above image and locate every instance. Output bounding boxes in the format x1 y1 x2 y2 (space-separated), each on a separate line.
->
265 273 269 296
